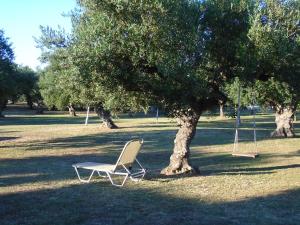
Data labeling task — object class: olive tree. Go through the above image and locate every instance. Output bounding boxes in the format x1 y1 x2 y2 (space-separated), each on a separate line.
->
70 0 252 175
36 26 78 116
14 66 40 110
248 0 300 137
256 79 298 137
225 77 298 137
37 26 140 127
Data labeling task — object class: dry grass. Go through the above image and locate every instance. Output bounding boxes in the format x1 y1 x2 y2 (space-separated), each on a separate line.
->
0 107 299 225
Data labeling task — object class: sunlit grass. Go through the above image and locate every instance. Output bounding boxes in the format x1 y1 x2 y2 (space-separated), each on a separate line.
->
0 110 299 225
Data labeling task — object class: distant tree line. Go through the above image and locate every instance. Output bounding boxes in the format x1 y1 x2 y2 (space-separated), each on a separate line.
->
0 30 42 116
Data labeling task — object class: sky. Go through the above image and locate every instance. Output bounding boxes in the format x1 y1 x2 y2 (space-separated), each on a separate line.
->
0 0 77 70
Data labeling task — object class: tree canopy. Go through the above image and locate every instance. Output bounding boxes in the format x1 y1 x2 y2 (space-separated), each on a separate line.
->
0 29 15 116
14 66 40 109
244 0 299 137
36 25 145 125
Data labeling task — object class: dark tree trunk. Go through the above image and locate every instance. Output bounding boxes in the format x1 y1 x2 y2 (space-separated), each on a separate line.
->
271 108 295 138
128 112 134 117
95 104 118 129
26 94 34 110
35 107 44 114
161 110 200 175
67 104 77 117
0 99 7 118
34 102 44 114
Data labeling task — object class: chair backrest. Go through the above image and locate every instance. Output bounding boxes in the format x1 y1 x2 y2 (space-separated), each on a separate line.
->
113 139 143 170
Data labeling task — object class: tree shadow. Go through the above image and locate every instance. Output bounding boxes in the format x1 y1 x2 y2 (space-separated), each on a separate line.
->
121 122 176 129
0 115 101 126
0 137 20 142
0 145 298 188
201 163 300 176
0 122 263 151
0 130 18 134
0 179 299 225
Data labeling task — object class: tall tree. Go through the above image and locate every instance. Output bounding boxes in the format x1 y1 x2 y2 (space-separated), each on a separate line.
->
15 66 40 109
36 26 139 126
36 26 80 116
0 29 15 117
256 79 298 137
248 0 300 137
38 52 81 117
70 0 251 175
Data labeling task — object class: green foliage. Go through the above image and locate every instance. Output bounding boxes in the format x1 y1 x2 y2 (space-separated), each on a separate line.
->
38 56 82 110
255 78 297 110
222 0 300 112
0 30 41 110
226 0 299 112
70 0 251 116
37 0 299 117
35 26 70 63
0 29 15 104
248 0 300 88
36 25 143 113
225 77 256 107
226 77 298 114
14 66 41 108
36 26 83 110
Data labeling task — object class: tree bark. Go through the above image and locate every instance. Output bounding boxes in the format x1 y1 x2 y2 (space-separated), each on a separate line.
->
161 110 200 175
34 101 44 114
67 104 77 117
26 94 34 110
95 104 118 129
271 108 295 138
0 99 7 118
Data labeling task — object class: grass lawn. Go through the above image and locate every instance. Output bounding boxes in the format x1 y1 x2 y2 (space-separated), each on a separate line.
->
0 106 299 225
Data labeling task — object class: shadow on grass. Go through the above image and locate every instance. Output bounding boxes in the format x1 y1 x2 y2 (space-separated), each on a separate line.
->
0 178 299 225
201 163 300 176
0 130 18 134
0 137 20 142
1 145 299 188
0 116 100 126
0 122 277 151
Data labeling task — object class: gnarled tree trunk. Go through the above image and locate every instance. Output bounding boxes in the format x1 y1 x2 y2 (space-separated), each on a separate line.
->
95 104 118 129
34 101 44 114
271 108 295 138
67 104 77 117
161 110 200 175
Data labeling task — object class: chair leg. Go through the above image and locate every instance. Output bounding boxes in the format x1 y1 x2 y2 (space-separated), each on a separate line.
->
74 167 95 183
129 169 146 181
97 171 108 178
126 159 146 182
106 172 129 187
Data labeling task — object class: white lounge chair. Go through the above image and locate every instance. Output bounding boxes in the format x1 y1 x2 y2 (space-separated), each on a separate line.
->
72 139 146 187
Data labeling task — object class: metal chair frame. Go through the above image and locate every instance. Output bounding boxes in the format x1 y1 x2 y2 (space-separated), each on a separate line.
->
72 140 146 187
